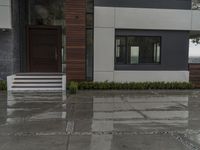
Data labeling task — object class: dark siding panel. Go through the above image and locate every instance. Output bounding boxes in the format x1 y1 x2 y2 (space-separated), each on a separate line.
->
95 0 192 10
115 30 189 71
12 0 28 73
0 0 26 80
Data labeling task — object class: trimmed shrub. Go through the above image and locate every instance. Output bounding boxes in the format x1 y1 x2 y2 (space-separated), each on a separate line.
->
0 80 7 91
69 81 78 94
77 81 193 90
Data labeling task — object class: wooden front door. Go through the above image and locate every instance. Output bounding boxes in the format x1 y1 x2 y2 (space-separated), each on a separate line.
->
27 26 62 72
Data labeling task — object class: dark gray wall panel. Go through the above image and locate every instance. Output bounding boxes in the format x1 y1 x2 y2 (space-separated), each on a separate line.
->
0 0 27 80
12 0 21 75
115 30 189 71
0 30 13 80
95 0 192 10
12 0 28 73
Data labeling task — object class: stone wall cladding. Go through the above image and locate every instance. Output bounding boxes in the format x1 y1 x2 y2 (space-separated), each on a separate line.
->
0 30 13 80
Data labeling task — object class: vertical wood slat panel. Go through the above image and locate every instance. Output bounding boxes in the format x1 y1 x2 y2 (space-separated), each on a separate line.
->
189 64 200 88
65 0 86 81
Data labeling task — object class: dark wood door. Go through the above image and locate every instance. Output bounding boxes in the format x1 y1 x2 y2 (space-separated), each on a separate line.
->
27 26 62 72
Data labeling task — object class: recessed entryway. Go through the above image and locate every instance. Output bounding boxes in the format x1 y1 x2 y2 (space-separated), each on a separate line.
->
27 26 62 72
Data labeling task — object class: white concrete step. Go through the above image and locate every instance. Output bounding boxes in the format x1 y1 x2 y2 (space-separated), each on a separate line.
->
13 80 62 82
11 88 63 91
12 84 62 86
14 76 62 79
7 73 66 91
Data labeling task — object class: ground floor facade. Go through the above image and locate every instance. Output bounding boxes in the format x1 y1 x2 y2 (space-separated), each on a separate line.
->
1 0 200 83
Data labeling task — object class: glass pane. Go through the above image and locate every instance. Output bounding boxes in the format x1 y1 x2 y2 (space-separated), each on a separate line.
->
87 14 93 28
130 46 139 64
154 43 160 63
192 0 200 9
86 0 94 80
127 36 161 64
86 29 93 80
87 0 94 13
29 0 64 25
115 37 126 64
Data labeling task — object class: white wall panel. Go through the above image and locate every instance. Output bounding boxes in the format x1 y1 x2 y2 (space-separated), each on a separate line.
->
94 6 200 31
0 0 10 6
94 7 115 28
0 0 11 29
94 72 114 82
115 7 191 30
192 10 200 31
114 71 189 82
94 28 115 72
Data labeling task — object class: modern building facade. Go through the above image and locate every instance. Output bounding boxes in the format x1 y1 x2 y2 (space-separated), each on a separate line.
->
0 0 200 84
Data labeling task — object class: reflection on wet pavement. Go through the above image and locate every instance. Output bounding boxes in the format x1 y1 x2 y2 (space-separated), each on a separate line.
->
1 91 200 149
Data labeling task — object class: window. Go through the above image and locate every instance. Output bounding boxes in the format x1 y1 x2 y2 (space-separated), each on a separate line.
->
115 37 126 64
130 46 139 64
115 36 161 65
29 0 64 25
192 0 200 9
86 0 94 80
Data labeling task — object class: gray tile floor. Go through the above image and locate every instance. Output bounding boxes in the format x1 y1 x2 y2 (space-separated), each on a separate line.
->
1 90 200 149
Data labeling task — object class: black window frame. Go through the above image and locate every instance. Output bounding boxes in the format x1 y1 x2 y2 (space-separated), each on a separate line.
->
115 35 162 69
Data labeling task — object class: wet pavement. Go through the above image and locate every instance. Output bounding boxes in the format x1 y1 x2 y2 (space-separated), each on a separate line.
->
1 90 200 149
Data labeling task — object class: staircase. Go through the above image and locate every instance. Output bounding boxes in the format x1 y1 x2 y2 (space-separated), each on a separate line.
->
189 64 200 88
7 73 66 91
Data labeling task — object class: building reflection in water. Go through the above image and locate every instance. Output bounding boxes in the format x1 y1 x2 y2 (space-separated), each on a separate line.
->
0 92 7 125
88 94 191 149
1 92 66 125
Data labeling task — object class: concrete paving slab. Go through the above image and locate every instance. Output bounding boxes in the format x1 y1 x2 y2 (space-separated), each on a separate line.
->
73 119 92 132
68 135 91 150
142 111 189 119
111 134 188 150
91 120 113 132
19 119 67 134
0 135 68 150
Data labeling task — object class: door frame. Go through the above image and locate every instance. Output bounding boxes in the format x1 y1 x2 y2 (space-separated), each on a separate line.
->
26 25 62 72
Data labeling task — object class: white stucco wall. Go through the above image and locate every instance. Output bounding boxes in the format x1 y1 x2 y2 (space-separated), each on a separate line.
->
0 0 11 29
94 28 115 72
114 71 189 82
192 10 200 31
94 6 192 82
115 8 191 30
94 6 200 31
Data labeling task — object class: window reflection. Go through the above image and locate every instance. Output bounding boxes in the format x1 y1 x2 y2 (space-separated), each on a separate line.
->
116 37 126 65
115 36 161 65
29 0 64 25
130 46 139 64
192 0 200 9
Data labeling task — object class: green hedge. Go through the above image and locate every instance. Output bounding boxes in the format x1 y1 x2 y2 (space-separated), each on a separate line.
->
0 80 7 91
69 81 78 94
77 81 193 90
